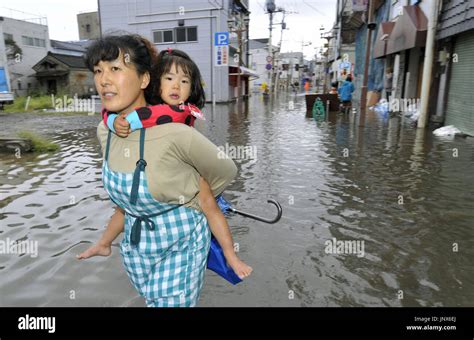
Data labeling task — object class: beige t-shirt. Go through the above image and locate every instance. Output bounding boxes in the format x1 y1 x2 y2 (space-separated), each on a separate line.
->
97 121 238 212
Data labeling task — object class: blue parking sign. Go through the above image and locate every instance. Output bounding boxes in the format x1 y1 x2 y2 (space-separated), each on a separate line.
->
214 32 229 46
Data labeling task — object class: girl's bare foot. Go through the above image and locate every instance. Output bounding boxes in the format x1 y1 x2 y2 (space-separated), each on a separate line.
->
225 253 253 279
76 242 111 260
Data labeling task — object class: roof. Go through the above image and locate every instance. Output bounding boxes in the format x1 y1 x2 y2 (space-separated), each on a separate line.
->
50 52 87 68
50 40 87 53
33 52 87 70
437 0 474 40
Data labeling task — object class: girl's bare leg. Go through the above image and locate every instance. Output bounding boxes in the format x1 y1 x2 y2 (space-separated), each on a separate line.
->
198 177 253 279
76 207 125 259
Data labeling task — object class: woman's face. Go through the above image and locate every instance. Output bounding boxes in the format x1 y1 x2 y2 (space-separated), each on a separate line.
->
93 52 150 115
160 64 192 106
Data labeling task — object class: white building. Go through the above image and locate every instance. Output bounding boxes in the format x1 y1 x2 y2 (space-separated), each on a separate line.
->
248 38 278 92
98 0 250 103
0 15 50 96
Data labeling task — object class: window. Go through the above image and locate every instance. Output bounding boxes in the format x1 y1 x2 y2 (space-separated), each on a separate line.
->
176 27 186 42
3 33 13 42
22 35 45 47
153 29 174 44
176 27 197 43
18 81 22 90
152 27 197 44
86 24 91 33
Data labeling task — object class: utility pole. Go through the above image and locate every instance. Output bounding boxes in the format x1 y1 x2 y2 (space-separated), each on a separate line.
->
360 0 375 112
229 12 248 103
265 0 284 94
268 10 274 93
237 12 242 103
418 0 441 128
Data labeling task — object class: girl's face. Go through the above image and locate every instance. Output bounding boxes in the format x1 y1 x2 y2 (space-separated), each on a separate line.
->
93 52 150 115
160 64 192 106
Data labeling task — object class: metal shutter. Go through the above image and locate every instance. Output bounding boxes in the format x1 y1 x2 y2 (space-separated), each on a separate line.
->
445 31 474 136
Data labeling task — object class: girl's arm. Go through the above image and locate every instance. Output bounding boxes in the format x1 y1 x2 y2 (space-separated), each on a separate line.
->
102 104 198 133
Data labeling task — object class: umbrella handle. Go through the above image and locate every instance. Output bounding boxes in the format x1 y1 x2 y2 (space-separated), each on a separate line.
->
229 199 282 224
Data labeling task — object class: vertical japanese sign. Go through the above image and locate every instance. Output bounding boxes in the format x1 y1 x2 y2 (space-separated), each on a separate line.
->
214 32 229 67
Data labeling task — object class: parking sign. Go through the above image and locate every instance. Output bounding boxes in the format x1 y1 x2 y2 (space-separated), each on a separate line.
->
214 32 229 46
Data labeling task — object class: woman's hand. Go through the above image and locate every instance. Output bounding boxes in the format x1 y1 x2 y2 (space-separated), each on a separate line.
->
114 115 131 138
76 241 112 260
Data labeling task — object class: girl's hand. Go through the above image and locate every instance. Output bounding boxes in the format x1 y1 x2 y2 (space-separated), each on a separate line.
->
114 115 131 138
76 241 112 260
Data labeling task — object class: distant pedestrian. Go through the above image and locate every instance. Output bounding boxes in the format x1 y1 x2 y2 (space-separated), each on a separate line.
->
338 74 355 113
384 67 393 100
304 80 310 93
329 81 338 95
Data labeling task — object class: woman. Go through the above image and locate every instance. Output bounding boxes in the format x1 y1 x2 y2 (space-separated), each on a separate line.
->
85 35 237 307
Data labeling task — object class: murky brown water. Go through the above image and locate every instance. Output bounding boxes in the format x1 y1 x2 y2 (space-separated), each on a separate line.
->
1 94 473 306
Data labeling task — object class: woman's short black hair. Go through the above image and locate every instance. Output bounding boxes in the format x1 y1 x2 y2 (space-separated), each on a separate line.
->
154 49 206 109
84 34 159 104
346 75 352 82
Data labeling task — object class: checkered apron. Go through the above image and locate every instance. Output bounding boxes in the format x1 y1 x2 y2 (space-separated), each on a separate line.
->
102 129 211 307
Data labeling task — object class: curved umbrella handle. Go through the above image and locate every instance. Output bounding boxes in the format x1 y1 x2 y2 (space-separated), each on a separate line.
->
229 199 282 224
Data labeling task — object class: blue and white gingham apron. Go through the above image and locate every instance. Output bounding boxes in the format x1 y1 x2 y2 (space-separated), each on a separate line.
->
102 129 211 307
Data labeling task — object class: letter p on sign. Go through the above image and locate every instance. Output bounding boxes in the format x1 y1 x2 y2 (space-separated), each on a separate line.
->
214 32 229 46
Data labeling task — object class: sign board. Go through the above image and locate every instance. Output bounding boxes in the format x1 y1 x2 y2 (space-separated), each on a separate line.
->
214 32 229 46
214 32 229 67
266 56 273 63
265 64 272 70
215 45 229 66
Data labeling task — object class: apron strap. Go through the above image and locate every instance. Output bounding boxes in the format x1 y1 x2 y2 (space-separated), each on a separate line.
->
128 192 199 246
105 130 112 162
129 205 180 246
130 128 147 205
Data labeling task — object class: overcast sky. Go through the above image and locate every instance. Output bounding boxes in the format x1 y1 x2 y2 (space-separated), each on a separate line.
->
1 0 336 59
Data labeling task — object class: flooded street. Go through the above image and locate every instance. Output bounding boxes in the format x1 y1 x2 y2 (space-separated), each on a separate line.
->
1 93 473 307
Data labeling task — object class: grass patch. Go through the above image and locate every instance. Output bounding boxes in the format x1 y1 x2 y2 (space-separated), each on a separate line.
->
3 94 97 114
4 95 55 112
17 131 60 152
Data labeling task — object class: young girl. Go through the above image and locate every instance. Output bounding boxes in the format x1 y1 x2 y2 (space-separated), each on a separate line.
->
78 48 252 281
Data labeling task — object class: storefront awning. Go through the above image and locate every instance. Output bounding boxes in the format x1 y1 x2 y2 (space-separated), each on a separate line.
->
386 5 427 55
373 22 395 59
229 66 259 79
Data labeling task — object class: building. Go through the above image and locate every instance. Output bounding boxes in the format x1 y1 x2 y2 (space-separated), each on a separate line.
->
32 52 95 97
0 15 50 96
328 0 360 89
279 52 304 88
77 11 101 40
248 38 277 92
433 0 474 135
98 0 251 103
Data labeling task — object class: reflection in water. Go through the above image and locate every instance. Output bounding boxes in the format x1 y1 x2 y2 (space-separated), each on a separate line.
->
1 95 473 307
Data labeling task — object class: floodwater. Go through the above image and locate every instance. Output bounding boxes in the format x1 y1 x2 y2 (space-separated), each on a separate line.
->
1 93 473 307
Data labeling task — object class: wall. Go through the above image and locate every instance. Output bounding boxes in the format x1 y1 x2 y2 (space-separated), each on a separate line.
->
68 69 95 97
2 17 50 96
77 12 100 40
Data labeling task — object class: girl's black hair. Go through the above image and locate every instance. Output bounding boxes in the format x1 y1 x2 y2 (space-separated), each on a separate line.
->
84 34 159 104
154 49 206 108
